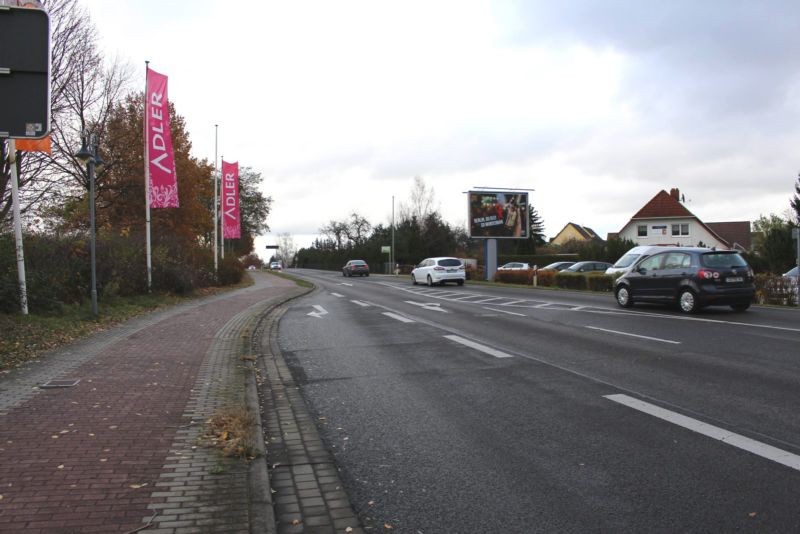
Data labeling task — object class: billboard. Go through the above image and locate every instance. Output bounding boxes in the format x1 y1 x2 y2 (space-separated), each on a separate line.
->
468 191 529 239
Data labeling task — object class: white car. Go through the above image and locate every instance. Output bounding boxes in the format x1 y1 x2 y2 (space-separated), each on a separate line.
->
270 261 282 270
411 257 465 286
497 262 530 271
606 246 665 276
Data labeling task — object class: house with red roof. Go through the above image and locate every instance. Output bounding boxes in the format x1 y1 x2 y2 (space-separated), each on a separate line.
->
617 188 751 251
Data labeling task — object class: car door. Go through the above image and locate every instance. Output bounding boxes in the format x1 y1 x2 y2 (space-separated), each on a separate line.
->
628 253 665 299
656 252 693 299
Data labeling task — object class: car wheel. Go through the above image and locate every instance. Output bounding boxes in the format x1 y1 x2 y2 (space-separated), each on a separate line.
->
427 275 433 286
615 285 633 308
411 274 417 285
731 302 750 312
342 271 346 277
365 273 369 277
457 279 464 286
678 288 698 313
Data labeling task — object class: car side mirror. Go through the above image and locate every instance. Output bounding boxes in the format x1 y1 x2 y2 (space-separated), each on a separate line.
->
637 267 646 274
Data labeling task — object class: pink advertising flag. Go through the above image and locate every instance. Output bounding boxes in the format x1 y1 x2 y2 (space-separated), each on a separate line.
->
221 160 241 239
145 67 179 208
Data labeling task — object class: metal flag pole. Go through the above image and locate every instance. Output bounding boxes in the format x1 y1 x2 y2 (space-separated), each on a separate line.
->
220 154 225 260
8 139 29 314
213 124 218 275
143 60 153 291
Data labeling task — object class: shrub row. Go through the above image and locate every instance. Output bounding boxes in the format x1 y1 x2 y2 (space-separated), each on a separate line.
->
492 268 614 292
1 232 243 315
754 273 797 306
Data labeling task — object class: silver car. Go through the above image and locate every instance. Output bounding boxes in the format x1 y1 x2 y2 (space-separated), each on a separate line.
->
411 257 466 286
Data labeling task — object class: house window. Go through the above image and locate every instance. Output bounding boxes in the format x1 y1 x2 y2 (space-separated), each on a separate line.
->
671 224 689 236
637 225 647 237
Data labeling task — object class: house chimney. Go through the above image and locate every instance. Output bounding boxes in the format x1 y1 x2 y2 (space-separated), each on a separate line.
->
670 188 680 201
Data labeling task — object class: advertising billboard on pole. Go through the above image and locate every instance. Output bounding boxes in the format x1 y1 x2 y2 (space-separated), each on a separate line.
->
468 191 529 239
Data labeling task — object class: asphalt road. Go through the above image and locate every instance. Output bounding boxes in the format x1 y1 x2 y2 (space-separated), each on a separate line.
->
276 269 800 533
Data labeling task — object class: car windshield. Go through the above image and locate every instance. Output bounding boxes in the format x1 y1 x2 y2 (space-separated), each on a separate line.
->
438 259 462 267
613 253 640 268
701 252 748 268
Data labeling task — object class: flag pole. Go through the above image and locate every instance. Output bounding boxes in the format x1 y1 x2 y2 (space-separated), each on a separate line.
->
144 60 152 291
220 154 225 259
213 125 218 275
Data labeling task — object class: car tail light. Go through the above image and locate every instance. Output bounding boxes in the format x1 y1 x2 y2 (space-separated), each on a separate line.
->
364 264 369 269
458 265 465 271
698 269 719 280
434 266 445 271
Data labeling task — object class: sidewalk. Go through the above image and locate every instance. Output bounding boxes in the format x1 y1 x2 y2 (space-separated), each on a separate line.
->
0 272 345 533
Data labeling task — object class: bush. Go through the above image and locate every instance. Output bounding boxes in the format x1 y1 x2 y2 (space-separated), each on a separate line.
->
494 269 532 285
754 273 797 306
555 272 587 290
536 270 556 287
218 255 244 286
586 273 614 292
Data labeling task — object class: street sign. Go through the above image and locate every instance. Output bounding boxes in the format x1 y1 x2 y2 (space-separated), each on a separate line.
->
381 245 390 253
0 5 50 139
265 245 279 249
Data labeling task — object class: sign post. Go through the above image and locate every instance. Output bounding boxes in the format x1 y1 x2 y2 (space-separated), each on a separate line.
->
793 227 799 307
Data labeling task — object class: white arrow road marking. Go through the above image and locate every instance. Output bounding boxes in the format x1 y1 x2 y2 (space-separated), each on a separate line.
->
586 326 680 344
351 300 370 307
443 335 513 358
605 394 800 472
307 305 329 318
331 293 344 298
404 300 448 313
339 283 353 287
383 312 414 323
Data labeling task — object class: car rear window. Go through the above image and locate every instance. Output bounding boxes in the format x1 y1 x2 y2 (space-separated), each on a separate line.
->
437 259 462 267
701 252 748 268
352 261 366 265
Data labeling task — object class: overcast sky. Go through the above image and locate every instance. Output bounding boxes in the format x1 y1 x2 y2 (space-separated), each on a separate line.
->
82 0 800 254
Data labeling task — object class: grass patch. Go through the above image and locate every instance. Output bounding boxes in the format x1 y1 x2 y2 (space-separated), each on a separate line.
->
269 270 314 288
0 277 254 372
201 406 258 458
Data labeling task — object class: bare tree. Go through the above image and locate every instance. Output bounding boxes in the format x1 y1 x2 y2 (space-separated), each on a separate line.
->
320 219 348 249
398 175 437 224
1 0 132 230
345 212 371 245
277 233 296 267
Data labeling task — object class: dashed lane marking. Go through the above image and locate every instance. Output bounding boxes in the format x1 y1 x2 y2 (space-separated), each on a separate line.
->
383 312 415 323
605 394 800 472
444 334 514 358
586 326 681 344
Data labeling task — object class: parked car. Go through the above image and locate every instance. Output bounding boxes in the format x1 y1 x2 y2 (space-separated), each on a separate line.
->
563 261 613 273
606 246 664 276
614 247 755 313
269 261 282 270
784 266 799 295
342 259 370 277
498 262 531 271
411 257 465 286
539 261 575 271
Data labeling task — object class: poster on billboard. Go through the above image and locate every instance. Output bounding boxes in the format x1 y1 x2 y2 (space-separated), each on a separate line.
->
468 191 529 239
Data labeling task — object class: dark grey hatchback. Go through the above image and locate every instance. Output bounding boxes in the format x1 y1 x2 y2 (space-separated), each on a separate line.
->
614 247 755 313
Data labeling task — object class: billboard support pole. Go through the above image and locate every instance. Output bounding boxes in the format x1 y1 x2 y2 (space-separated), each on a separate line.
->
8 139 29 314
486 238 497 281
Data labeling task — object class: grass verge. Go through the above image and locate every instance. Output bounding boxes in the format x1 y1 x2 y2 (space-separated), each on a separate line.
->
200 405 258 459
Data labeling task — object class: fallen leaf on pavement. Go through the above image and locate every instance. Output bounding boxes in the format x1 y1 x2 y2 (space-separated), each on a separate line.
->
129 483 148 489
291 519 302 525
345 528 353 533
384 524 394 530
57 464 64 469
749 512 757 518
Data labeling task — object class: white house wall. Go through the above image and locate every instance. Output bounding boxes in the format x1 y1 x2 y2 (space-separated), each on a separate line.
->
619 218 729 249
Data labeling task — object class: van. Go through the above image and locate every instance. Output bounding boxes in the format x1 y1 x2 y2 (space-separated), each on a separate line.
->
605 246 664 276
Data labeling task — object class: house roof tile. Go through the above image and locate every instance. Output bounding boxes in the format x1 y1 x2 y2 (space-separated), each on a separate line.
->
631 190 696 219
706 221 752 250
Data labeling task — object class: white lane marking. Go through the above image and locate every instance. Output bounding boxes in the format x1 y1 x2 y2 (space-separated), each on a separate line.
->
383 312 415 323
586 326 681 344
504 300 525 306
339 283 353 287
572 306 586 311
605 394 800 472
483 306 526 317
404 300 448 313
472 297 505 304
535 303 551 308
351 300 370 307
444 335 514 358
331 292 344 298
307 305 329 318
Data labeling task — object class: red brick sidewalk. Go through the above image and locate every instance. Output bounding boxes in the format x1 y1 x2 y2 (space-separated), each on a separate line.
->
0 273 298 533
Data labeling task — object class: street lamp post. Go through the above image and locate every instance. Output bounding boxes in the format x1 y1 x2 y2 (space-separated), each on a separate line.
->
74 131 104 316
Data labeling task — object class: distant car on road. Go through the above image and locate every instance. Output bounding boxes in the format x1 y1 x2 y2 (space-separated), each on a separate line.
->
614 247 755 313
343 260 370 277
411 257 465 286
497 262 531 271
539 261 575 271
563 261 613 273
270 262 282 270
